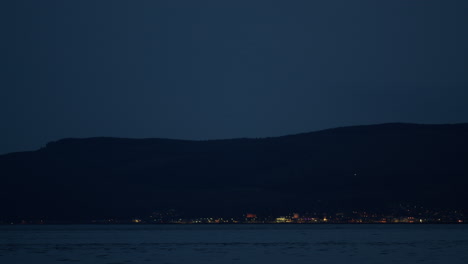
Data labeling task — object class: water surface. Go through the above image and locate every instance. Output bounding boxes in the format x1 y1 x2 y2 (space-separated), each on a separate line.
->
1 224 467 263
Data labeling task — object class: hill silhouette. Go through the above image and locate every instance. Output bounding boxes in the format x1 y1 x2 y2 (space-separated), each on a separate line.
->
1 123 468 221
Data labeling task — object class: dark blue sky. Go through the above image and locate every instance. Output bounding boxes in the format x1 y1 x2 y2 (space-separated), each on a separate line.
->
1 0 467 154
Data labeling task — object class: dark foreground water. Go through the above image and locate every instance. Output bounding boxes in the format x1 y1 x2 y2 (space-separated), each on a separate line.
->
1 224 467 264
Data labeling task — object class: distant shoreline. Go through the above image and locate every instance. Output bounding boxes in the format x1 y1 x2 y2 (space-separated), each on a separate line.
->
1 222 466 226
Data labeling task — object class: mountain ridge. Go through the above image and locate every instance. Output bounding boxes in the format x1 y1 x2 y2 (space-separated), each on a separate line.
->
4 122 468 156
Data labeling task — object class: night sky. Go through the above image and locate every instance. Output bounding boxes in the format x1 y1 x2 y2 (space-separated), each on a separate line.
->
1 0 467 154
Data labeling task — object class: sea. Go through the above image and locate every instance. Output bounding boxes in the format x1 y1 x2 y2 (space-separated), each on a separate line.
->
1 224 467 264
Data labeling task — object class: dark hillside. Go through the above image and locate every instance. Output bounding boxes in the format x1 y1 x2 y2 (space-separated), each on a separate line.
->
1 123 468 220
